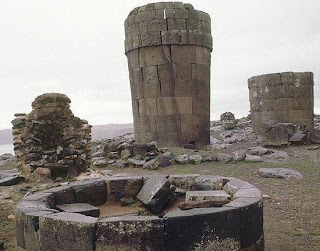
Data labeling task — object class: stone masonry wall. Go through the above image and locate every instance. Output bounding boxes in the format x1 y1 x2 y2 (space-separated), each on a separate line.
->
125 2 212 149
248 72 314 133
11 93 91 180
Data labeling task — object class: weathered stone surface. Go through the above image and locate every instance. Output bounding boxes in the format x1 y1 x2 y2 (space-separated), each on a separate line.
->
217 153 233 162
192 175 230 190
23 210 55 251
233 188 262 199
0 176 25 186
258 168 303 179
164 207 241 251
128 158 146 166
189 154 203 164
0 153 16 167
186 190 231 203
156 152 174 167
71 179 107 206
23 192 55 208
178 200 229 210
106 176 143 202
96 216 165 251
57 203 100 217
92 157 108 166
120 149 132 159
309 127 320 143
39 212 97 251
175 154 189 164
225 198 263 248
168 174 199 190
246 147 270 155
224 179 255 195
143 158 159 170
245 154 263 162
233 150 247 161
136 176 172 214
289 131 308 145
43 186 74 205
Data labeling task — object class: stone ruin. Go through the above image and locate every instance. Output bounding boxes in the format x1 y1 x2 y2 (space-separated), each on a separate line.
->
248 72 314 146
15 174 264 251
11 93 91 179
125 2 212 149
220 112 236 130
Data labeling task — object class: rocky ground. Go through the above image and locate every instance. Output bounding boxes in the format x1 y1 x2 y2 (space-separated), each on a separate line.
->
0 118 320 250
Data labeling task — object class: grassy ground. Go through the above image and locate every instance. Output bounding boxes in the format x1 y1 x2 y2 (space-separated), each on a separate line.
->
0 145 320 250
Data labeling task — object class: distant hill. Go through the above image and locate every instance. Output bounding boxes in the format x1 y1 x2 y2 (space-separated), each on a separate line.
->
91 123 133 141
0 129 13 145
0 123 134 145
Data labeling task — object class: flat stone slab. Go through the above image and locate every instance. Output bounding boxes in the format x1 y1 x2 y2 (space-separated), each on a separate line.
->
289 131 308 144
57 203 100 217
186 190 231 203
136 176 172 214
258 168 303 179
178 200 229 210
0 176 25 186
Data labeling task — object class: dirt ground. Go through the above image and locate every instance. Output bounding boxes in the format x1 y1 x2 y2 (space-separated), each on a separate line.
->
1 144 320 251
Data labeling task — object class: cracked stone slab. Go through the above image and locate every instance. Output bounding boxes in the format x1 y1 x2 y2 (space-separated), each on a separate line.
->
186 190 231 203
258 168 302 179
57 203 100 217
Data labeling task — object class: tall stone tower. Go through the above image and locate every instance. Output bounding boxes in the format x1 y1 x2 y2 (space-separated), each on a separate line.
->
124 2 212 149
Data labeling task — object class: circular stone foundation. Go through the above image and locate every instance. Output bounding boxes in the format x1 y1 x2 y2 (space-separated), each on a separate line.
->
16 175 264 251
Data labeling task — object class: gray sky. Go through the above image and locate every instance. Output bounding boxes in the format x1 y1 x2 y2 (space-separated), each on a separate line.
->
0 0 319 130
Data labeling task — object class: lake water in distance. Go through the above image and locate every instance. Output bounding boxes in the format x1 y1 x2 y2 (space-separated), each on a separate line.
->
0 144 14 155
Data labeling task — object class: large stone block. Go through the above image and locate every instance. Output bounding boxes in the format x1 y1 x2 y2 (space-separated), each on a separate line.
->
70 179 107 206
157 97 192 115
24 210 56 251
57 203 100 217
42 186 75 205
171 45 196 64
138 98 157 116
158 64 175 97
96 216 165 251
136 175 173 214
142 66 161 98
39 212 97 251
105 176 143 202
225 198 263 248
164 208 241 251
139 46 171 67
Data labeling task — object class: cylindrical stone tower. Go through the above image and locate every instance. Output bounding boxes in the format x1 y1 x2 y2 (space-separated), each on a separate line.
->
248 72 314 132
125 2 212 149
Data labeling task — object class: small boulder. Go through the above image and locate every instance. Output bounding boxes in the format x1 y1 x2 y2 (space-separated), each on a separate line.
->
289 131 308 145
143 158 159 170
92 157 108 166
157 152 174 167
107 152 119 159
116 160 129 168
245 154 263 162
246 146 270 155
175 154 189 164
128 158 146 167
120 149 131 159
216 153 233 162
232 150 246 161
189 155 203 164
136 176 173 214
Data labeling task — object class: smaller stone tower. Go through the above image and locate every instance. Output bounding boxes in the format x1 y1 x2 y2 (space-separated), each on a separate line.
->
248 72 314 133
12 93 91 179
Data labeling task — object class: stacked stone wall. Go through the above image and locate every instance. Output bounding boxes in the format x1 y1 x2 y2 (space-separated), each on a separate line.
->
125 2 212 149
11 93 91 179
248 72 314 133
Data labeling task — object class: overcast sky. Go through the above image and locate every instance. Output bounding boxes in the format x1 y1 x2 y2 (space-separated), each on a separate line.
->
0 0 319 130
